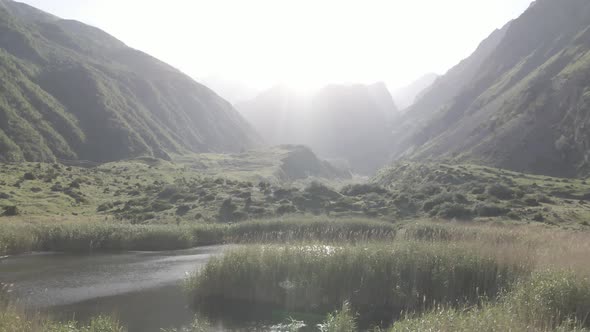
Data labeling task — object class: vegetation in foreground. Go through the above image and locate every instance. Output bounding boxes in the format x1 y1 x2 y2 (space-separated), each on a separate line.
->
0 217 399 255
0 300 125 332
189 242 528 320
186 220 590 331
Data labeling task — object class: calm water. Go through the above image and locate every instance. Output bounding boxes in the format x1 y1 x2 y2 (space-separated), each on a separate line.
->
0 246 317 331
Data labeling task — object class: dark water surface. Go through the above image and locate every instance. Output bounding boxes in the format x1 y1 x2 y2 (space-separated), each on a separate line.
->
0 245 280 331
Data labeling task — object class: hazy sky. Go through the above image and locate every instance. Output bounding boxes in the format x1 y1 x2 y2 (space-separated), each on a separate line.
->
20 0 533 91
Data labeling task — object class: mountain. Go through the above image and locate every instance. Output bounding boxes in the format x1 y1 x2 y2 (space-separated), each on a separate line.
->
391 73 438 110
389 0 590 177
0 0 260 163
237 82 399 174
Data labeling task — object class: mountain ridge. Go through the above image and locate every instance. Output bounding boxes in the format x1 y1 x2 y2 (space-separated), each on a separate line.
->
0 0 260 163
389 0 590 177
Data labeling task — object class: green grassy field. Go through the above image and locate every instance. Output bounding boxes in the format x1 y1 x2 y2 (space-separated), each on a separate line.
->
187 220 590 331
1 159 589 228
2 158 590 331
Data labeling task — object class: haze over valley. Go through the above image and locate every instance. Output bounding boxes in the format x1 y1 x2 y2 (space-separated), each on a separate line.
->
2 1 590 331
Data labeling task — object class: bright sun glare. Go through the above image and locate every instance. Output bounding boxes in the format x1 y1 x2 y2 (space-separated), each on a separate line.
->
22 0 533 90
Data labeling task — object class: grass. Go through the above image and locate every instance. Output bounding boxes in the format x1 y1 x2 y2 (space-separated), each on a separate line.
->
185 219 590 330
187 241 530 321
374 162 590 226
0 304 125 332
317 302 357 332
0 217 398 255
4 160 590 227
0 222 227 255
389 271 590 331
226 217 397 243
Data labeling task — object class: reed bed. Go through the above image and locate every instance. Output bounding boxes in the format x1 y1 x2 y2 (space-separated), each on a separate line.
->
0 217 396 255
0 222 226 254
389 270 590 331
188 241 531 321
187 219 590 330
226 217 397 244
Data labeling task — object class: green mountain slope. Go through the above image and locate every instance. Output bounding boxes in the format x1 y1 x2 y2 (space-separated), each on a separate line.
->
0 0 259 163
390 0 590 177
237 82 399 174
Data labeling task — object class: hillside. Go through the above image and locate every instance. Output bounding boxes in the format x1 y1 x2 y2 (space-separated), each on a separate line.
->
0 146 353 223
373 161 590 227
175 145 352 184
0 0 259 163
237 82 398 174
390 0 590 177
391 73 438 110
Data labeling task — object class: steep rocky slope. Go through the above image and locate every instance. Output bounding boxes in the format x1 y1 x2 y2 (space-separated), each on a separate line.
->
391 0 590 177
0 0 259 163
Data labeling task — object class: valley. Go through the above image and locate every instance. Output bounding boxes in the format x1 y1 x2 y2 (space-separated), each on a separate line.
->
1 0 590 331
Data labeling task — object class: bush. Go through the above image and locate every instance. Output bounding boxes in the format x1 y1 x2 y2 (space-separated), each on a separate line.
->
423 193 455 212
434 203 474 220
158 185 181 199
22 172 36 180
318 302 357 332
150 200 174 212
176 205 191 216
341 184 387 196
218 198 238 222
507 211 521 220
487 184 514 200
476 204 509 217
533 213 545 222
525 197 541 206
2 206 19 216
305 182 341 200
97 202 115 212
276 204 297 215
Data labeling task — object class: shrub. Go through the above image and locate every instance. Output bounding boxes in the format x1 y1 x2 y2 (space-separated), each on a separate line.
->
487 184 514 200
150 200 174 212
476 204 509 217
276 204 297 215
176 205 191 216
158 185 181 199
318 302 357 332
434 203 474 220
341 184 387 196
507 211 522 220
423 193 455 212
22 172 36 180
97 202 115 212
525 197 541 206
218 198 238 222
533 213 545 222
305 182 341 200
2 206 19 216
